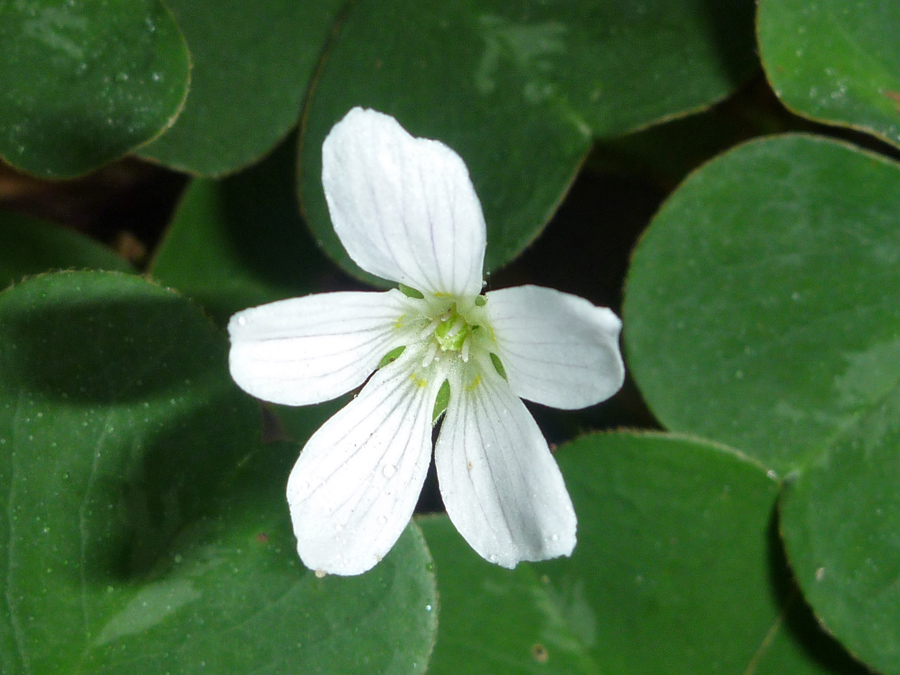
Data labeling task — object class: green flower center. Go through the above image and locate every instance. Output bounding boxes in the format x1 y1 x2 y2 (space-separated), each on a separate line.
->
433 306 471 352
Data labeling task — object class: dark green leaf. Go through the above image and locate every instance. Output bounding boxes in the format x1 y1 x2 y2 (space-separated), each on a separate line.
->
299 0 758 282
0 271 437 674
780 386 900 675
758 0 900 148
149 132 338 326
0 0 189 177
624 134 900 474
138 0 344 175
0 211 132 287
422 432 863 674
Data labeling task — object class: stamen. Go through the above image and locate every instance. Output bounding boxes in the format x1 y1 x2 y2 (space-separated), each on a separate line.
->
445 314 465 338
419 316 441 339
460 333 471 362
421 341 439 367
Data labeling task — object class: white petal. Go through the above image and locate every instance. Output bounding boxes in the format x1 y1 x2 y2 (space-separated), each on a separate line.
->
485 285 624 410
435 365 576 568
228 290 410 406
322 107 486 297
286 349 441 575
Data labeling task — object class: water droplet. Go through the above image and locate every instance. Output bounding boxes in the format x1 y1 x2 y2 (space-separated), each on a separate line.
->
236 315 247 326
550 533 559 542
377 515 388 525
425 604 432 612
382 464 397 478
489 554 498 563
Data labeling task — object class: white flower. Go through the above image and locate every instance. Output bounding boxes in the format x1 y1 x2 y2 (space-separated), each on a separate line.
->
228 108 625 576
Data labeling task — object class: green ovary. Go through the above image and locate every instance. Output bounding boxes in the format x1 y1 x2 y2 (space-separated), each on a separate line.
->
434 307 471 352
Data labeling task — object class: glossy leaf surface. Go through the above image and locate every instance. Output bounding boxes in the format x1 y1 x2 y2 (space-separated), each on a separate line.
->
624 134 900 474
299 0 758 282
758 0 900 147
422 432 864 674
0 0 189 177
138 0 344 175
780 388 900 675
0 271 437 675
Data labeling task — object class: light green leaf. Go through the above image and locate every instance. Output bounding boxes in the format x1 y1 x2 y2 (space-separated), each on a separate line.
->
758 0 900 148
0 271 437 675
421 432 864 674
138 0 344 175
299 0 758 282
0 211 132 287
0 0 189 177
624 134 900 474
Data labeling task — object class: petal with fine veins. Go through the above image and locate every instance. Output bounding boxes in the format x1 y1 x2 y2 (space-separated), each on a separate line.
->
287 350 440 575
322 107 486 297
485 285 624 410
435 365 576 568
228 290 410 406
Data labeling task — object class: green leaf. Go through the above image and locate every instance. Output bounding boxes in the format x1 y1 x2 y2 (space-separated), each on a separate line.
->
0 271 437 675
137 0 344 176
150 132 336 326
0 0 189 177
758 0 900 148
148 130 354 449
780 387 900 675
299 0 758 282
624 134 900 474
421 432 864 674
0 211 132 287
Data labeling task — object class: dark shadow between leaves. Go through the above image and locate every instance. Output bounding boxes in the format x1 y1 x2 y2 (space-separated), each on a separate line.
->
765 508 870 674
699 0 761 89
217 131 358 295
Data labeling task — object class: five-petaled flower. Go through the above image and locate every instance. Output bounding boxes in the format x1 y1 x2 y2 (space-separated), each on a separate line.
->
228 108 625 576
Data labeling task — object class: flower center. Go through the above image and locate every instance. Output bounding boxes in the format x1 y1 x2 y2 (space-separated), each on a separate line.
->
433 306 470 353
413 298 485 368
